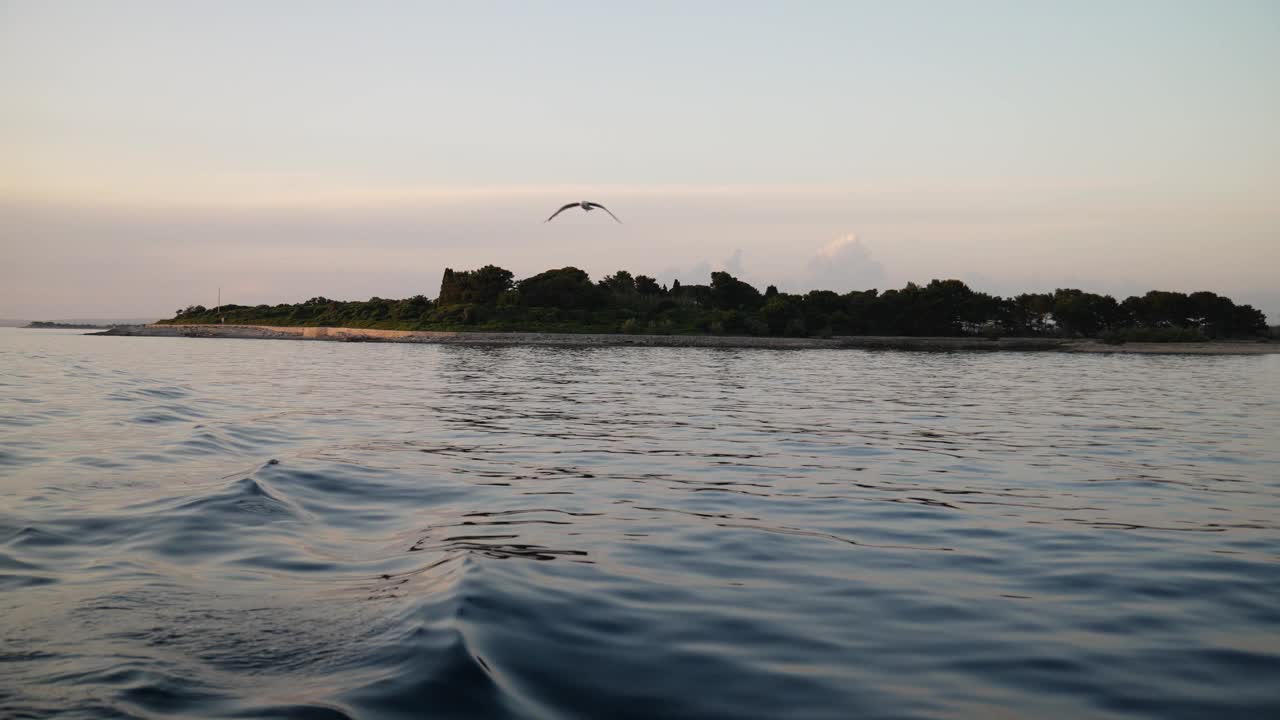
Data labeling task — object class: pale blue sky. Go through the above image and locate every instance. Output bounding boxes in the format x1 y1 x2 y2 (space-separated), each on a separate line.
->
2 1 1277 318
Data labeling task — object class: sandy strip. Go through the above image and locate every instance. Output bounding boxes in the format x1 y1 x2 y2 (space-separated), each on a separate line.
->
91 324 1279 354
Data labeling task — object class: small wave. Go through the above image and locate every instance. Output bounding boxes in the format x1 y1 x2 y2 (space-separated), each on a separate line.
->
4 334 1279 718
171 477 302 524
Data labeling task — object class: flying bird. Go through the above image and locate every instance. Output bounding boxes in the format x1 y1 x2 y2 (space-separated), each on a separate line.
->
544 201 622 223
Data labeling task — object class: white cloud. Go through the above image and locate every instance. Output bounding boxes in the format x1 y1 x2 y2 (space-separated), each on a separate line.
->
656 248 750 288
803 233 886 293
657 260 712 288
723 248 746 277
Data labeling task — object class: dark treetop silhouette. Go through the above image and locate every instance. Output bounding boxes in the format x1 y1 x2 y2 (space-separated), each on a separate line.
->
162 265 1270 342
545 201 622 223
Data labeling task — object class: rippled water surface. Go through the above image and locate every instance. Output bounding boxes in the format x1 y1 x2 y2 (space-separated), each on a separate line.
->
2 328 1279 719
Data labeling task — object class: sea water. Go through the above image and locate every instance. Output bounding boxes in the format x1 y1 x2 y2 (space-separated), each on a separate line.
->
2 328 1278 718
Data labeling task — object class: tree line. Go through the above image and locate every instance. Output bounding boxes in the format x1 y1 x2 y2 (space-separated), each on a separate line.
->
164 264 1270 341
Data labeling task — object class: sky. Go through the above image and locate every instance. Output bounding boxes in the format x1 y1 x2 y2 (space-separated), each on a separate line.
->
2 0 1277 320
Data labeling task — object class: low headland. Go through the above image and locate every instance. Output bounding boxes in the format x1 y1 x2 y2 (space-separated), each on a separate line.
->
26 321 111 330
123 265 1274 354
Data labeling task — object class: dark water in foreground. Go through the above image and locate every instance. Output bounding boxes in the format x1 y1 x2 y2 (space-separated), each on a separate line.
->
2 328 1278 719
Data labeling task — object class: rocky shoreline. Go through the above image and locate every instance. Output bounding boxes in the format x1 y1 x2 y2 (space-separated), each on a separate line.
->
91 324 1279 354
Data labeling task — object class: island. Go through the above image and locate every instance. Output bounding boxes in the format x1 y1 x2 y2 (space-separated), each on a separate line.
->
96 265 1276 352
160 265 1269 336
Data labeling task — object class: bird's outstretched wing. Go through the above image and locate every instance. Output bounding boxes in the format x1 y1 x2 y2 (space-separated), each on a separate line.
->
545 202 580 223
584 202 622 223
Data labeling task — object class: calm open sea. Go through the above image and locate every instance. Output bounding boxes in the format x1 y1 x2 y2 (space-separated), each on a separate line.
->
2 327 1278 719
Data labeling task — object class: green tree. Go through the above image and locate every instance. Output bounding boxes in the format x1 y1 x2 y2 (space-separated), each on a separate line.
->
635 275 663 295
516 267 600 309
438 265 515 305
1125 290 1191 328
1051 289 1121 337
761 294 801 335
709 271 763 311
598 270 637 297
